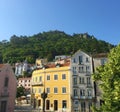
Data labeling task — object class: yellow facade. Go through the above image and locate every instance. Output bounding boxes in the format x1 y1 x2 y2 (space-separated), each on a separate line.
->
31 65 72 112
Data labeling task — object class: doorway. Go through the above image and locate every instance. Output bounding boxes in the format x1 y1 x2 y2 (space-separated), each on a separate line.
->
54 100 58 111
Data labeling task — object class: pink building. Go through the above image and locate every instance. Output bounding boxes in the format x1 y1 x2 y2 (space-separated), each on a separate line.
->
0 64 17 112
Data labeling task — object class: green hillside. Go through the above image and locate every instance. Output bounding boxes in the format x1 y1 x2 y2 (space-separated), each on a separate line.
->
0 30 115 64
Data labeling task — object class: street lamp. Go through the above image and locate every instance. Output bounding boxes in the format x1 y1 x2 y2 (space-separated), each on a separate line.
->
41 89 47 112
41 69 47 112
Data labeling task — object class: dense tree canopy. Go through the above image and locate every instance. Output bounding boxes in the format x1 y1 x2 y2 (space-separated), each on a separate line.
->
0 30 114 64
16 86 25 98
92 44 120 112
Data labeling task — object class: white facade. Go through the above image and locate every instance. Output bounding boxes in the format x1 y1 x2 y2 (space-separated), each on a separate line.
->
15 63 23 76
15 60 29 76
71 50 95 112
17 78 31 90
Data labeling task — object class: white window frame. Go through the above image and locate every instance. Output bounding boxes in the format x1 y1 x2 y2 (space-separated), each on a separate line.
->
46 87 50 93
62 74 66 80
54 87 58 93
47 75 50 80
54 75 58 80
62 87 66 93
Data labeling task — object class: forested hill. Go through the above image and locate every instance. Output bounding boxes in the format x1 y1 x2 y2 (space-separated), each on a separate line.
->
0 30 114 64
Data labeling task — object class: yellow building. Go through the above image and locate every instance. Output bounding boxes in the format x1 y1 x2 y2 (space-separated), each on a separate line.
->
31 58 72 112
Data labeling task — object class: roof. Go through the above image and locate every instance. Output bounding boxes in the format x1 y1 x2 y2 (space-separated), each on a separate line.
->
18 77 31 80
35 59 70 70
0 64 4 68
92 53 108 58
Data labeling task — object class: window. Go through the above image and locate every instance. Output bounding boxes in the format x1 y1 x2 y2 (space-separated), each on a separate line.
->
54 87 58 93
54 75 58 80
39 76 42 82
79 77 84 84
62 100 67 108
101 59 106 65
81 102 86 112
33 88 36 93
73 77 77 85
80 89 85 96
79 66 84 73
38 88 41 93
88 102 92 112
62 74 66 80
4 77 9 87
0 101 7 112
74 100 79 105
46 88 50 93
86 66 90 72
73 58 76 63
73 67 76 74
62 87 66 93
33 78 34 82
47 75 50 80
79 55 83 64
86 57 89 62
35 77 37 82
87 77 91 85
74 89 78 97
87 90 92 96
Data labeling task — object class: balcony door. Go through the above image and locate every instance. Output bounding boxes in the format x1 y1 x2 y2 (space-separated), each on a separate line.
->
54 100 58 111
1 101 7 112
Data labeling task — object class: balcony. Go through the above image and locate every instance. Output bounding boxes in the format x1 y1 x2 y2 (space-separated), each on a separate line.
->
86 71 91 75
86 84 92 88
79 96 86 99
31 81 43 86
73 96 79 99
72 71 77 76
86 96 92 99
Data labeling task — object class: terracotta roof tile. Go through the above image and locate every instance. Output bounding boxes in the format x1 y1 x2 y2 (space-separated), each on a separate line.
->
0 64 4 68
93 53 108 58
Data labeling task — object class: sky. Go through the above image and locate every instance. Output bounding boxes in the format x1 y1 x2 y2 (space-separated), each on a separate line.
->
0 0 120 45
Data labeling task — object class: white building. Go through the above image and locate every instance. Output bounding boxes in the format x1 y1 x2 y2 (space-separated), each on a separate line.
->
15 60 31 76
15 62 23 76
71 50 95 112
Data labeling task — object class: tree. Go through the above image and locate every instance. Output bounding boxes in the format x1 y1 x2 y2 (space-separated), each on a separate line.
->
16 86 26 98
92 44 120 112
0 30 114 63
